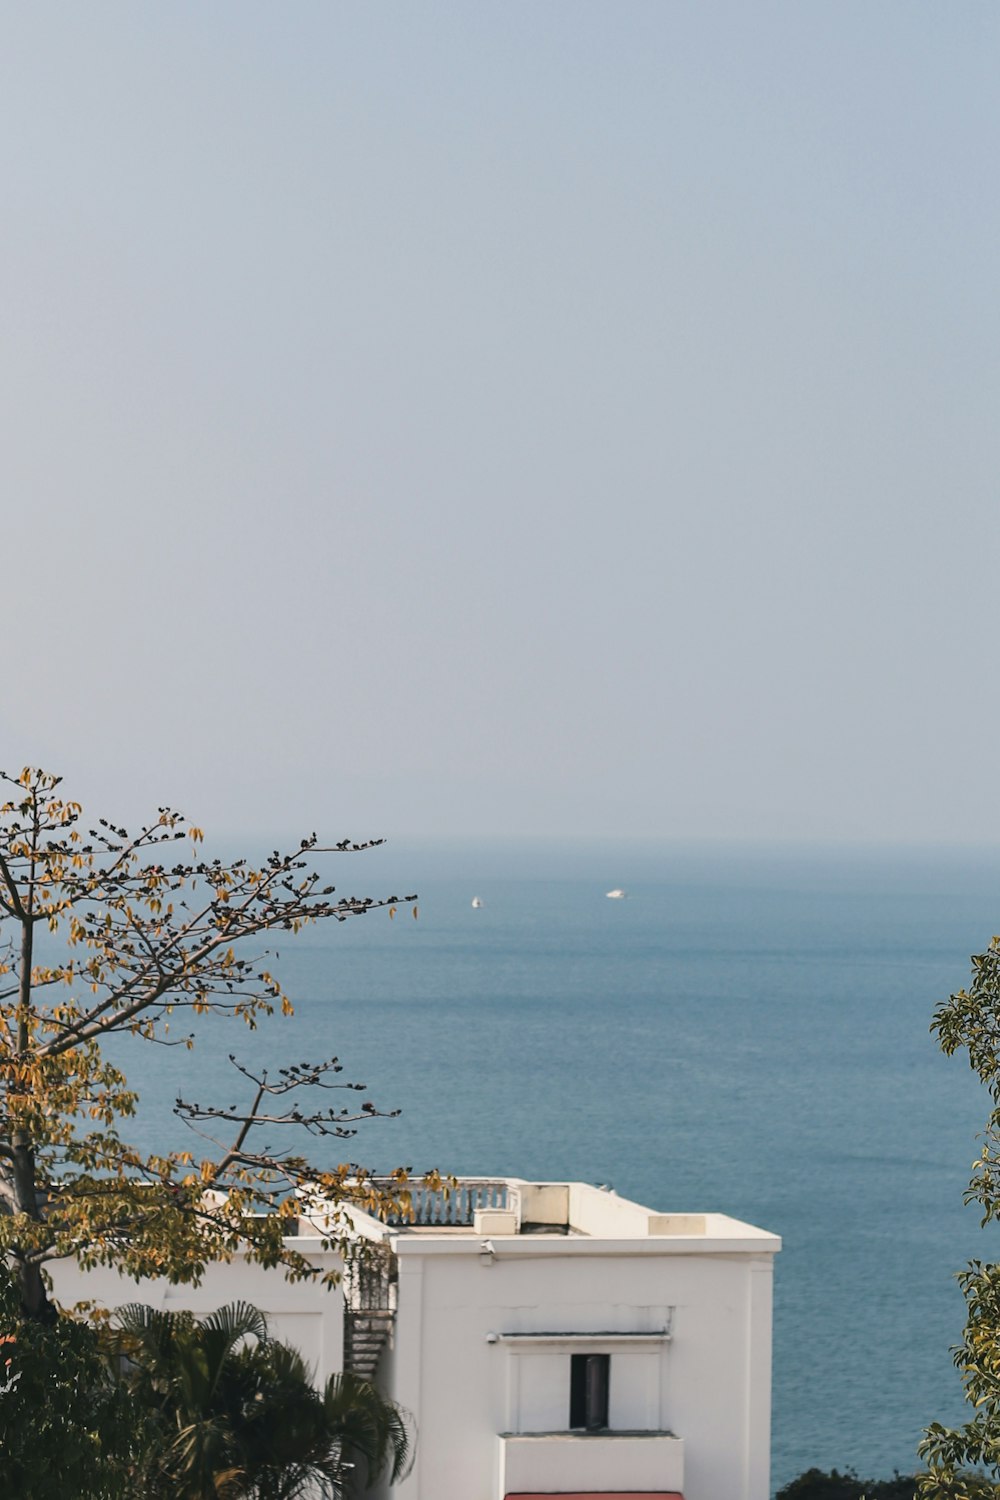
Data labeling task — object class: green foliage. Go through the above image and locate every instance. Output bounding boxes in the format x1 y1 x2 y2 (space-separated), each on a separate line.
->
0 1283 411 1498
318 1370 413 1494
112 1300 413 1499
917 937 1000 1498
931 938 1000 1226
0 1273 146 1499
775 1471 915 1499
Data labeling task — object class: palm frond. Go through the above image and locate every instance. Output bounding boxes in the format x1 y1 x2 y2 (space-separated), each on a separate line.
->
202 1301 270 1348
323 1371 414 1485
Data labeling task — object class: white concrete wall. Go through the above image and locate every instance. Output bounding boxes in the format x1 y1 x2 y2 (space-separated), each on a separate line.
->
48 1237 346 1384
390 1240 775 1500
499 1432 684 1494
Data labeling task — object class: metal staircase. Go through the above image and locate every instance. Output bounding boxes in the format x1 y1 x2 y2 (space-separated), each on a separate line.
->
343 1243 397 1382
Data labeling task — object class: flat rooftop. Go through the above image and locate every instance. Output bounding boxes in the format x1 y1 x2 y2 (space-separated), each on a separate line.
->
316 1177 780 1253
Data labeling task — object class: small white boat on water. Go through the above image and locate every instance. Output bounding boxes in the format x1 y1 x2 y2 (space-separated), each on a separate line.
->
605 888 627 900
471 897 484 908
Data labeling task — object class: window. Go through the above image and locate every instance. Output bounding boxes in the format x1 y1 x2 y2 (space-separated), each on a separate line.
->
569 1352 610 1431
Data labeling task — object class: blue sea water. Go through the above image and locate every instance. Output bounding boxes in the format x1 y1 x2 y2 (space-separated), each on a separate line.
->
107 839 1000 1493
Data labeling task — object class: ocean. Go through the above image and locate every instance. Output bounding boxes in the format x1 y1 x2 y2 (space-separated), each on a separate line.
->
106 838 1000 1493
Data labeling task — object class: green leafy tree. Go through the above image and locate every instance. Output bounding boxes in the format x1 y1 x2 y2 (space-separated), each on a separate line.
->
112 1299 412 1498
918 936 1000 1498
0 1269 147 1498
0 766 427 1321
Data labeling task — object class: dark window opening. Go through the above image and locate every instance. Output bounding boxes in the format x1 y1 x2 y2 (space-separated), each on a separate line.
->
569 1352 610 1431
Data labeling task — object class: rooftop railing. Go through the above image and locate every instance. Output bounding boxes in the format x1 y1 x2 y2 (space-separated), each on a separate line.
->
374 1177 517 1227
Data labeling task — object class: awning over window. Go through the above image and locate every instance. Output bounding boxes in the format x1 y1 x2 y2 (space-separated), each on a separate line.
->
505 1492 684 1499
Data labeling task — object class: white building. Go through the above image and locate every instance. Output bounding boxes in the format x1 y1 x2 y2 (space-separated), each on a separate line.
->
51 1177 780 1500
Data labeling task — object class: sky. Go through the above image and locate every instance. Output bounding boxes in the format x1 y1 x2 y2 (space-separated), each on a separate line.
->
1 2 998 844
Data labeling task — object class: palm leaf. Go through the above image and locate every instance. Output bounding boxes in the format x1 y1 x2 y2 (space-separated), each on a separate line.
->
323 1371 414 1486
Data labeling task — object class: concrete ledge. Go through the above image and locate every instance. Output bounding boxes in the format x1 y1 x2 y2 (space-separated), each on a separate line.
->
498 1432 684 1498
506 1493 683 1499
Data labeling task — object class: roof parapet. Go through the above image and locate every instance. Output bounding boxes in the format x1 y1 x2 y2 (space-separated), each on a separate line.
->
318 1178 779 1251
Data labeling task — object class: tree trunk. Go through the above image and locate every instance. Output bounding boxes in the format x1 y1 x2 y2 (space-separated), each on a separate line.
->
7 911 52 1320
13 1252 51 1321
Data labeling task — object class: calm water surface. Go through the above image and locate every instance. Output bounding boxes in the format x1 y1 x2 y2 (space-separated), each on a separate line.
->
107 840 1000 1492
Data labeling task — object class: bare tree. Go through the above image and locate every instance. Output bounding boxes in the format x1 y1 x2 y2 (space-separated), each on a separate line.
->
0 767 423 1319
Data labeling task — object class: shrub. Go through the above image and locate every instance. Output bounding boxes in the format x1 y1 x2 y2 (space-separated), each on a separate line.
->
776 1470 916 1500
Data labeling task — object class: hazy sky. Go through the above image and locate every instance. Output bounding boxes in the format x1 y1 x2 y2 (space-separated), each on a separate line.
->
2 3 998 843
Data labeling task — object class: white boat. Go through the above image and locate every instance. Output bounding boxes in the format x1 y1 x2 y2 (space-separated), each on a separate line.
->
471 897 484 909
605 889 627 900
